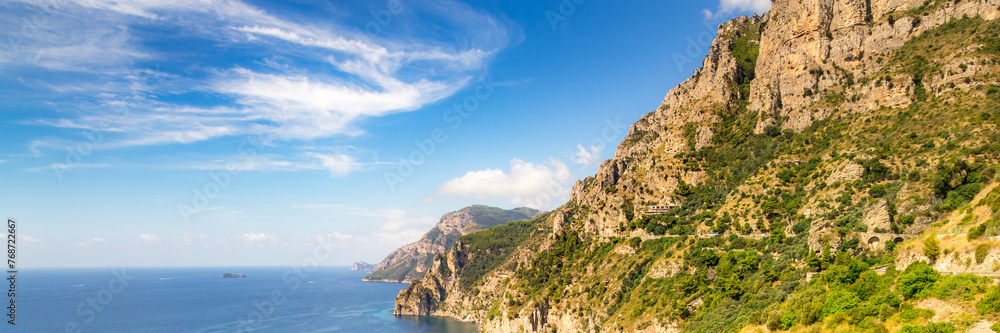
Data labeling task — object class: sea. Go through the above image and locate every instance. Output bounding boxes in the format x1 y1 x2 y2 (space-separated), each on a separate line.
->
8 267 477 332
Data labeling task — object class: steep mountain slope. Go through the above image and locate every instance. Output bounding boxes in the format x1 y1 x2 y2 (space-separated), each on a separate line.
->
396 0 1000 332
364 205 541 283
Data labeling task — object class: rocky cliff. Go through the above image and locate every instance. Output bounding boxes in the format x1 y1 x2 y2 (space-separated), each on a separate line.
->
364 205 540 283
396 0 1000 331
350 261 375 271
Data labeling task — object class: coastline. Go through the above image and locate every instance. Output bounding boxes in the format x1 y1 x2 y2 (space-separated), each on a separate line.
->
362 276 413 284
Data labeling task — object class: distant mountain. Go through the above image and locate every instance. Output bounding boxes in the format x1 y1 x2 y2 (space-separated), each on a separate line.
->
363 205 541 283
351 261 375 271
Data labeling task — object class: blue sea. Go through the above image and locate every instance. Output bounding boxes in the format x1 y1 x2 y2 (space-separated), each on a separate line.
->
8 267 476 332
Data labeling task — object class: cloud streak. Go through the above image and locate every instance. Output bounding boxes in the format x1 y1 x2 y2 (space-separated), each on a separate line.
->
7 0 510 153
573 144 603 167
703 0 771 20
76 238 106 247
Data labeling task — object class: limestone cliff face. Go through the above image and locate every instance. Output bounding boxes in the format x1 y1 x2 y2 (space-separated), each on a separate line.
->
394 242 464 316
749 0 1000 132
365 205 540 283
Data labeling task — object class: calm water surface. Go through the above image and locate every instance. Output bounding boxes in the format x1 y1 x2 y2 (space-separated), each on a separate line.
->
10 267 476 332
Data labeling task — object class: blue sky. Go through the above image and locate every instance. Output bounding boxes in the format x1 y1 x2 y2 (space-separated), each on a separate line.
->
0 0 770 267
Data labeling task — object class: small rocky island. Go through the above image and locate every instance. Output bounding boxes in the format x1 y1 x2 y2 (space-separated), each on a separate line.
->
351 261 375 271
221 273 246 278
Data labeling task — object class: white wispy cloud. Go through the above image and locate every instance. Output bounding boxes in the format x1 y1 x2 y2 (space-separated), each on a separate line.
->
305 152 364 177
7 0 510 152
435 158 573 210
76 238 106 247
572 144 603 167
703 0 771 19
138 234 160 243
314 232 353 248
236 232 283 246
170 235 211 247
160 150 389 177
24 163 112 173
298 204 436 246
20 235 41 243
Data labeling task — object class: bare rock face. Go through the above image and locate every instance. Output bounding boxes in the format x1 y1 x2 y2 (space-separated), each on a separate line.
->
528 302 549 332
749 0 1000 132
863 200 892 232
647 260 683 279
826 160 864 184
394 242 465 316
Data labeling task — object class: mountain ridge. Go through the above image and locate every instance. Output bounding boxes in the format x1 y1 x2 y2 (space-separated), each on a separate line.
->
395 0 1000 332
364 205 541 283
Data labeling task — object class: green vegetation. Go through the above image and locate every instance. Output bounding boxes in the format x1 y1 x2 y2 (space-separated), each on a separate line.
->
365 205 539 282
365 259 421 281
456 220 537 290
923 236 940 261
729 19 762 97
466 205 542 230
978 284 1000 314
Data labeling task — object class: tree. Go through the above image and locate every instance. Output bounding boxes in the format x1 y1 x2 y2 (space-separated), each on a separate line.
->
923 235 941 262
770 229 786 244
898 261 940 299
822 242 833 264
807 252 823 272
885 240 897 252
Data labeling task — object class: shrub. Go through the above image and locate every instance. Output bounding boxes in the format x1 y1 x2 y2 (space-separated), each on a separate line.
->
764 125 781 138
822 288 860 318
850 270 884 300
869 184 888 198
976 243 991 264
969 223 987 241
842 238 860 250
698 250 720 267
898 261 940 299
628 237 641 249
793 220 811 235
923 236 940 261
862 159 891 183
897 322 955 333
931 274 990 301
977 285 1000 314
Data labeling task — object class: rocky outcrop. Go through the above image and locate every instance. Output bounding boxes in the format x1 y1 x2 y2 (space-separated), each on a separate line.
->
350 261 375 271
365 205 540 283
862 200 892 232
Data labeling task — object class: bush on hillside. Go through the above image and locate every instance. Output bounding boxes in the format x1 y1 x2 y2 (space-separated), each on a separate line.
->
897 261 940 299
